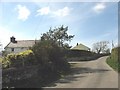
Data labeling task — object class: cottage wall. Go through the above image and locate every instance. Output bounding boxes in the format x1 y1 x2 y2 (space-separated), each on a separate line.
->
5 47 29 54
4 37 37 54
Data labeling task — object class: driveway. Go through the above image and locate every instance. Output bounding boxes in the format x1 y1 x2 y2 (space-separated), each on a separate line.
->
43 56 118 88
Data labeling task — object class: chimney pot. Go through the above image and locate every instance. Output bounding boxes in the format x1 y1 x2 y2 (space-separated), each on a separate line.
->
77 43 78 46
10 36 16 43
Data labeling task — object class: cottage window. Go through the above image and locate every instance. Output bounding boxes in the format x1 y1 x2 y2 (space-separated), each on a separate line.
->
11 48 14 52
21 47 24 49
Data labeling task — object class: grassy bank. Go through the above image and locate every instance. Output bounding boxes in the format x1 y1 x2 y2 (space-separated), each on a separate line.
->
0 57 2 63
106 47 120 72
106 57 119 71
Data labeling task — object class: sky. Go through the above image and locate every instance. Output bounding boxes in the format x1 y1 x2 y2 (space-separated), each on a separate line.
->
0 1 118 50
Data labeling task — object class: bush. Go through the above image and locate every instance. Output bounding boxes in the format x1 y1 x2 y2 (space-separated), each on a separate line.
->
2 65 41 88
32 40 70 74
0 57 2 63
2 57 10 69
2 50 36 69
66 50 93 58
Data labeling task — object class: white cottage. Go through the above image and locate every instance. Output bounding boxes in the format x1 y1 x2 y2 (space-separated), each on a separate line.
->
4 36 37 54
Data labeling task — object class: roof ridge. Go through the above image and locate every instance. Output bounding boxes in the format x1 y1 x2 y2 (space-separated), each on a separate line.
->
4 40 39 48
71 43 90 51
80 44 88 46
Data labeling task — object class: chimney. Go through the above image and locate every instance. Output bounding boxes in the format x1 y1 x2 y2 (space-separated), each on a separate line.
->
10 36 16 43
77 43 78 46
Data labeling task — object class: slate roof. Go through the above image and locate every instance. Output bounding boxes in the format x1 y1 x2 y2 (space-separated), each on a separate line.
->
71 43 90 51
4 40 39 49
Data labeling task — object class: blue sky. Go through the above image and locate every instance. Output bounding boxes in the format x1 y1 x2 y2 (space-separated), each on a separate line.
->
0 1 118 50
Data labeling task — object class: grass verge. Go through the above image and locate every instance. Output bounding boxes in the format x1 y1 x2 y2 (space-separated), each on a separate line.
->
0 57 2 63
106 57 119 71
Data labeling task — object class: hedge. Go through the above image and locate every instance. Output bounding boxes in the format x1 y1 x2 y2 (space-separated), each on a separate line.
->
2 50 36 69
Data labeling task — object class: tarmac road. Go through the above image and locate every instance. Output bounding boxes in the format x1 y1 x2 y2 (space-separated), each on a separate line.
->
43 56 118 88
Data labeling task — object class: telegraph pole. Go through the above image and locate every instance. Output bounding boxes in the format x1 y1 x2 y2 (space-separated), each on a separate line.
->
0 42 3 57
112 40 114 49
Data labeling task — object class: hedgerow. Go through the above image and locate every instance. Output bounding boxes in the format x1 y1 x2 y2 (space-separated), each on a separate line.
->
2 50 35 69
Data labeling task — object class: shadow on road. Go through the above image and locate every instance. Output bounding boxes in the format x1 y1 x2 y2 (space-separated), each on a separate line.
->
46 66 110 87
46 74 86 87
72 67 110 74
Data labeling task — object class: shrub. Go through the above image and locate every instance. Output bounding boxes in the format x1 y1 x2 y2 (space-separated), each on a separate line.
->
32 40 70 74
66 50 93 58
0 58 2 63
2 50 36 69
2 57 11 69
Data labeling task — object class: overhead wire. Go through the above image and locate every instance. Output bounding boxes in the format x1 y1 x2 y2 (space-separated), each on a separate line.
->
32 2 50 40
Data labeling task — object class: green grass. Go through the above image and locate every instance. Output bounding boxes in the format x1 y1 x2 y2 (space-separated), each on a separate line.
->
106 57 119 71
0 57 2 63
106 47 120 72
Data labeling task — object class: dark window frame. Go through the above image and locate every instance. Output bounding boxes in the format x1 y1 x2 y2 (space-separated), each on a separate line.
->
11 48 14 52
21 47 24 49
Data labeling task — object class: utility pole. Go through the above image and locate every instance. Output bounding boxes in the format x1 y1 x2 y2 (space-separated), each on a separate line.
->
0 43 2 50
112 40 114 49
0 42 3 57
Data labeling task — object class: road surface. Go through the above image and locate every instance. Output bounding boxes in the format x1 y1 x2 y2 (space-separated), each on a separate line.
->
43 56 118 88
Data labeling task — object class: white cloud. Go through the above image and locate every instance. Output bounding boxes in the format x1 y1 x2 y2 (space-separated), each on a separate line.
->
53 7 71 17
36 6 72 17
16 5 31 21
36 6 50 16
0 27 14 49
92 3 106 13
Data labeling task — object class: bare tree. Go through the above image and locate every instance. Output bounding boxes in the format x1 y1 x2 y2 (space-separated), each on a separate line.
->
92 41 110 54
